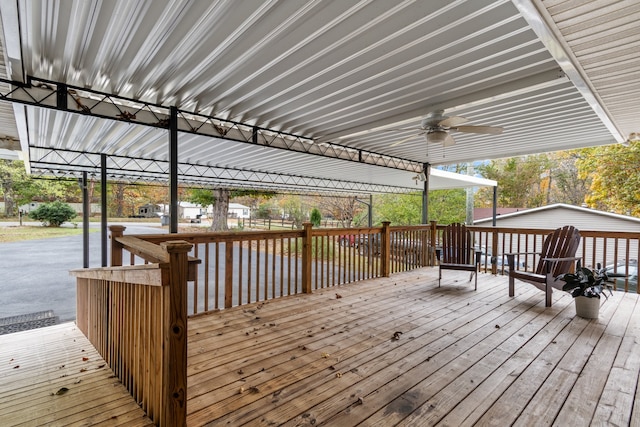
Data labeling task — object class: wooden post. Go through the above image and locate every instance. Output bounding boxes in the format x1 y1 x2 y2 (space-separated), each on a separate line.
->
109 225 126 267
301 222 313 293
160 240 192 427
381 221 391 277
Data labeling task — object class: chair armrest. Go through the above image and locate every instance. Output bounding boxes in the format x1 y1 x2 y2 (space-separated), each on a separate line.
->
540 256 581 262
505 252 541 257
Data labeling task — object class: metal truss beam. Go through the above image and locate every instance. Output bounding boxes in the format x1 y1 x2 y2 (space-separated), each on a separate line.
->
0 76 422 173
27 146 415 195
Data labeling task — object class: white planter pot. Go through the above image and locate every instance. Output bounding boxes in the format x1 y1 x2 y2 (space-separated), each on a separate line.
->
575 296 600 319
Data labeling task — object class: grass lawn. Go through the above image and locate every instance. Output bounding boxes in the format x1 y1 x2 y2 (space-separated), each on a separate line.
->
0 225 95 243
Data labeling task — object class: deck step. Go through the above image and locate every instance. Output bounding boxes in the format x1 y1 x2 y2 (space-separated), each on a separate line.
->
0 310 60 335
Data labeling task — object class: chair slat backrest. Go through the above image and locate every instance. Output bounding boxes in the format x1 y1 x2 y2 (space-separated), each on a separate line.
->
535 225 581 276
442 223 474 265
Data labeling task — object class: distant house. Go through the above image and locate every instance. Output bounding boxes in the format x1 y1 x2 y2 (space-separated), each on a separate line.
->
228 203 250 219
474 203 640 232
474 203 640 268
137 203 163 218
181 202 204 220
473 207 524 222
156 202 205 220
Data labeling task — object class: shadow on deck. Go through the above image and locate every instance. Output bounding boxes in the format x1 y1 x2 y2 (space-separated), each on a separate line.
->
3 268 640 426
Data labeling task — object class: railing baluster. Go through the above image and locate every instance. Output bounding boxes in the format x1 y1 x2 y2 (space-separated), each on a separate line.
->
214 241 219 310
247 239 253 303
238 240 243 305
204 243 209 312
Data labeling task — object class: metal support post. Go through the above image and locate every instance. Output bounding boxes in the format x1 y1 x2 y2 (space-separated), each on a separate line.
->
169 106 179 233
81 171 89 268
101 154 108 266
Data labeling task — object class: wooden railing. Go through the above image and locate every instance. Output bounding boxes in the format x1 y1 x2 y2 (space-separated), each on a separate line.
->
71 233 195 427
112 222 437 316
70 221 639 425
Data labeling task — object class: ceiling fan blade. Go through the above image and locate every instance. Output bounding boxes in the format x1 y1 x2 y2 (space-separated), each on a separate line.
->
390 132 424 147
453 125 503 135
443 134 456 147
438 116 468 127
380 127 421 132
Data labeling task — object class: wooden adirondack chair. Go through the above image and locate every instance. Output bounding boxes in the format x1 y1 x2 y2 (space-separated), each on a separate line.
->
506 225 581 307
436 223 481 290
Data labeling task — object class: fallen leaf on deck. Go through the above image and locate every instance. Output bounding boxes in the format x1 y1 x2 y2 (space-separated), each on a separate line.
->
336 293 342 299
54 387 69 396
321 352 331 358
391 331 403 341
79 368 87 373
13 365 19 369
82 357 89 361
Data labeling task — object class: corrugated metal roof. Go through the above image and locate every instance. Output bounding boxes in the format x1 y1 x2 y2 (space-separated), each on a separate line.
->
541 0 640 142
0 0 637 192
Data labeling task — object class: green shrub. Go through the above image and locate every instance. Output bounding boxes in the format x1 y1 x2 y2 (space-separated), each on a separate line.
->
310 208 322 227
29 201 77 227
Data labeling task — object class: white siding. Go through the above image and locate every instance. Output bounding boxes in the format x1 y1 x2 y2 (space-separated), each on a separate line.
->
474 205 640 270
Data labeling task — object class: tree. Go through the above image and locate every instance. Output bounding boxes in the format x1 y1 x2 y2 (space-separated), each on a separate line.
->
476 155 552 208
188 188 276 231
210 188 230 230
374 189 466 226
375 193 421 225
29 201 77 227
0 159 26 216
310 208 322 227
0 160 81 216
429 189 467 224
279 194 306 229
577 142 640 215
549 150 590 205
315 196 364 228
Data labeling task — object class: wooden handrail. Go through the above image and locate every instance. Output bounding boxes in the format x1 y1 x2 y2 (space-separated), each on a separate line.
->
73 236 193 426
116 235 170 263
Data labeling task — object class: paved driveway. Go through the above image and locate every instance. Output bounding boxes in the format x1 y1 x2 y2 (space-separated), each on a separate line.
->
0 223 166 322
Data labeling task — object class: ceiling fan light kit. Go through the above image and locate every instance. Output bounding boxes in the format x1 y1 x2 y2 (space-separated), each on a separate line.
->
391 110 503 152
426 130 448 143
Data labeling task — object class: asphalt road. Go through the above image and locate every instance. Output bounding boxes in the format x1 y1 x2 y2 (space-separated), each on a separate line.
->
0 223 167 322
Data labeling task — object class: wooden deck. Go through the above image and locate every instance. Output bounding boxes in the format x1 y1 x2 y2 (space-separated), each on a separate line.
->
2 268 640 426
0 323 154 426
187 268 640 426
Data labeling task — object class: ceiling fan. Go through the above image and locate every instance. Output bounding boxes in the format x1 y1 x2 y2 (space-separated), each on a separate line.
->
390 110 503 148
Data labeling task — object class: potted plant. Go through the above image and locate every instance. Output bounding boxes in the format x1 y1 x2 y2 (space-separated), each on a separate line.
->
557 262 613 319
